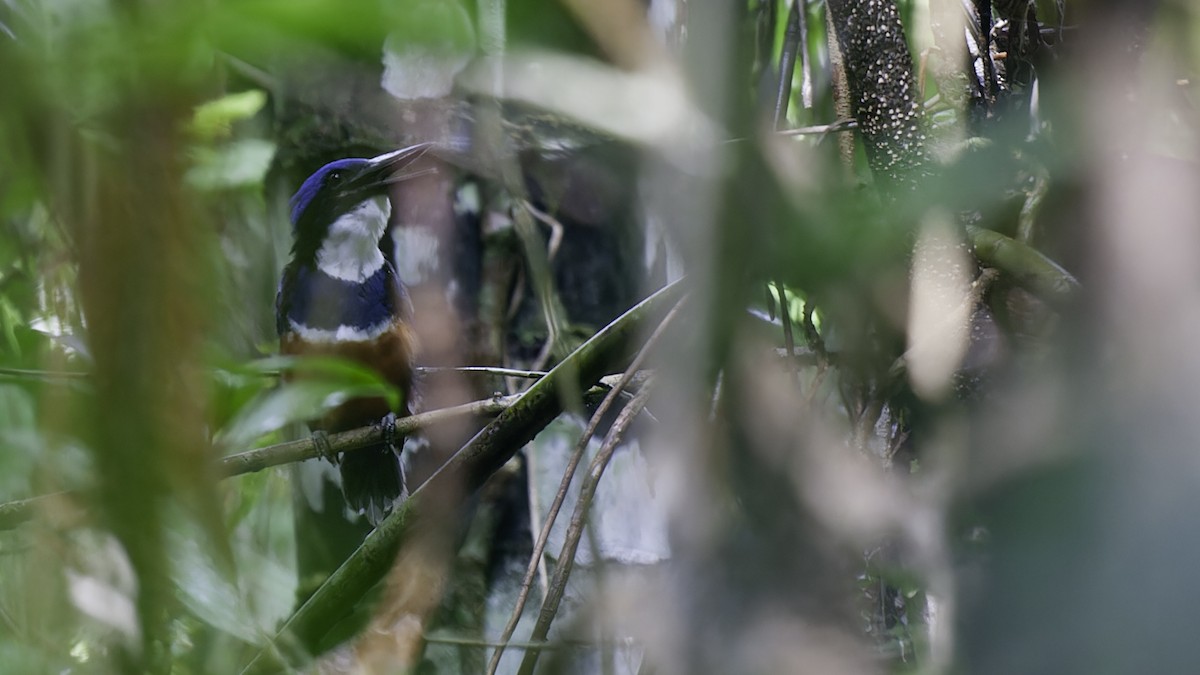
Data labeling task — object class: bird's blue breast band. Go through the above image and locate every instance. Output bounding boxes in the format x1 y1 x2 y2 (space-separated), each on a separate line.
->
283 264 399 333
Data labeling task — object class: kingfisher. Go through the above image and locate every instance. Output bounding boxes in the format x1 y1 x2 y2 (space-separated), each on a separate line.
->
276 143 431 525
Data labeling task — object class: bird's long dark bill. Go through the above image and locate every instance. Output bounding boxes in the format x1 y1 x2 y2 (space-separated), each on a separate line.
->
345 142 437 195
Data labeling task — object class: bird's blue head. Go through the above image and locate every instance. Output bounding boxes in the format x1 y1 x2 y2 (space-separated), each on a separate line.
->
289 158 370 226
287 143 432 263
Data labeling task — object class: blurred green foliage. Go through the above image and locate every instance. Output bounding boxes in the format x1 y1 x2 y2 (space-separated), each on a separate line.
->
1 0 1194 674
0 0 933 670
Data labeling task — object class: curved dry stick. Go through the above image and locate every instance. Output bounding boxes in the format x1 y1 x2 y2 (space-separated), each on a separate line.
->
516 384 655 675
486 298 685 675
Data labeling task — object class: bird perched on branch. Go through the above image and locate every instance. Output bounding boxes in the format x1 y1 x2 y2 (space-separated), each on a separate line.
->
276 143 431 525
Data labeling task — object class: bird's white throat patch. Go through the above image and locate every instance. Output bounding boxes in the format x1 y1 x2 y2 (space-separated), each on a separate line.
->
316 196 391 282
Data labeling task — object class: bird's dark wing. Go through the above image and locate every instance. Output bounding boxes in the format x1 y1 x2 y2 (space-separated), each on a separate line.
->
275 262 300 337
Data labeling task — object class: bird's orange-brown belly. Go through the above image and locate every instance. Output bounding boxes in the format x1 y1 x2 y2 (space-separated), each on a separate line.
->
280 321 416 432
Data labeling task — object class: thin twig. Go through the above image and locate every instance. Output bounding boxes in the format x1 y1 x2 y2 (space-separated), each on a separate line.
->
424 633 633 650
776 119 859 137
775 0 802 126
0 367 88 381
221 395 520 477
0 493 68 530
417 366 549 380
722 119 859 145
3 364 554 384
798 0 812 109
218 53 281 93
775 283 798 372
0 395 521 531
526 200 567 376
486 298 686 675
495 141 570 371
516 384 655 675
521 200 566 263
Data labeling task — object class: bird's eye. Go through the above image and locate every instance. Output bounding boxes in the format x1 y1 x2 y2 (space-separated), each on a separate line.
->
327 170 342 183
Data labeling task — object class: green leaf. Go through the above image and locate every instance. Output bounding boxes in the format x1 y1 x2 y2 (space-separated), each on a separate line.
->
217 354 400 448
242 355 399 395
185 139 276 191
189 90 268 141
218 380 380 449
210 367 274 433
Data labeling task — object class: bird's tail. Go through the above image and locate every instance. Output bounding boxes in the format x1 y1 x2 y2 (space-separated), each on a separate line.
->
339 444 406 526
